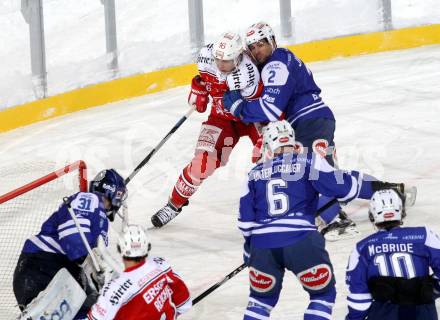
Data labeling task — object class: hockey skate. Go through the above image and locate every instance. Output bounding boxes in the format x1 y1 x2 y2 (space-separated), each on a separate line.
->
151 201 182 228
321 211 360 242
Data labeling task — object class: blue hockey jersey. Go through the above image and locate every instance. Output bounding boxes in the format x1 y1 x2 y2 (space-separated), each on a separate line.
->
239 152 373 248
236 48 334 126
22 192 109 262
345 226 440 320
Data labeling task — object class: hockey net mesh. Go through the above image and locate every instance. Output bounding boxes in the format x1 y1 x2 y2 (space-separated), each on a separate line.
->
0 161 87 319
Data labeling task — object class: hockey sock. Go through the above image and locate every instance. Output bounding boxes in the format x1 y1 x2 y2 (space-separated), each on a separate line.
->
243 297 274 320
304 287 336 320
171 165 200 208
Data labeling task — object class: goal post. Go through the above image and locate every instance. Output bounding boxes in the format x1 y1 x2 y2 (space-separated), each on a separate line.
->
0 160 87 319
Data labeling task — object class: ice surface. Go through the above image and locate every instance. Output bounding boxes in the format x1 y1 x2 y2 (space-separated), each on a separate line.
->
0 45 439 318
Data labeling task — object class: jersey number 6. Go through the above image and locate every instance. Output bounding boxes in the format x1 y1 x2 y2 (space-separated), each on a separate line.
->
267 178 289 216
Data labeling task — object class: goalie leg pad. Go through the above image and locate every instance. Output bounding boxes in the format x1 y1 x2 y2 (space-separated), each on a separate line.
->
18 268 86 320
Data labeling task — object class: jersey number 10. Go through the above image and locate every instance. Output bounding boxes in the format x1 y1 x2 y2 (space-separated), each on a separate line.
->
374 252 416 278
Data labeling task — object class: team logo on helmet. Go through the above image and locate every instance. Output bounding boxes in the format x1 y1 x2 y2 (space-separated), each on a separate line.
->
279 137 289 143
384 212 395 219
246 30 255 36
297 264 332 291
249 267 276 293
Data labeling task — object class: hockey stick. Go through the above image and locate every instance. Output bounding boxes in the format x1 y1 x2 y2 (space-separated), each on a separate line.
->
192 263 247 305
192 199 339 305
124 106 196 185
63 198 101 272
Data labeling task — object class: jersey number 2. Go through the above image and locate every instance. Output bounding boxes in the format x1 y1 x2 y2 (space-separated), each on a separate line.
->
268 70 276 84
267 178 289 216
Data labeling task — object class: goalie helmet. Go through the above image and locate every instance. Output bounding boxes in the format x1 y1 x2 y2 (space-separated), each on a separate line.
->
118 224 151 259
89 169 127 222
368 189 404 225
245 22 276 50
261 120 295 159
212 32 243 71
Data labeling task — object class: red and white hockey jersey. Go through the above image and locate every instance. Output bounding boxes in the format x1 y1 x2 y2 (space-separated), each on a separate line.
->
88 257 191 320
196 44 263 121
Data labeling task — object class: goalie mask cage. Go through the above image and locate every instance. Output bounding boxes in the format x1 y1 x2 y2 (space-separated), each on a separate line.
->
0 160 87 319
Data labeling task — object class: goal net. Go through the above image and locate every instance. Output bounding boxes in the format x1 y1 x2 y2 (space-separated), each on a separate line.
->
0 160 87 319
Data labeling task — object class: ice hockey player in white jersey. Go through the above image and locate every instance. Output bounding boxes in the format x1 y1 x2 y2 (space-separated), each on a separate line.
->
13 169 127 319
345 189 440 320
151 31 263 228
238 120 410 320
88 224 191 320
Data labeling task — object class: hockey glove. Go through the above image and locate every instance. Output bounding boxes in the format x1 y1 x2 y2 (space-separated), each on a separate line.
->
223 90 245 118
188 75 209 113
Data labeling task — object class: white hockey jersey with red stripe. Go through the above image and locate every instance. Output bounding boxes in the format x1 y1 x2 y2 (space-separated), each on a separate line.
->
88 256 191 320
197 44 263 121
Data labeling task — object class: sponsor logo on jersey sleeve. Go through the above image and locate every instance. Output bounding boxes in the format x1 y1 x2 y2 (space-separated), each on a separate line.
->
312 139 329 158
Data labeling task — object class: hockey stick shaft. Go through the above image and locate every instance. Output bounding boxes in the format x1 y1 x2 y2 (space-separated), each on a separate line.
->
125 106 196 185
64 199 101 272
192 263 247 305
192 198 339 305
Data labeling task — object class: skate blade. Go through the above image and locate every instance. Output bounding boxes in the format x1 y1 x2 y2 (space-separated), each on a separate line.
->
405 186 417 207
325 226 361 242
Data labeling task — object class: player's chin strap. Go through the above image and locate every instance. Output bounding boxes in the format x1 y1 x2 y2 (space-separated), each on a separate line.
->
192 198 337 306
124 106 196 185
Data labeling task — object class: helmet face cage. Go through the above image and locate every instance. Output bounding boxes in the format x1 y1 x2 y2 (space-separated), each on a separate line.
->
368 189 404 225
89 169 127 221
212 32 244 72
117 224 151 259
245 22 276 52
262 120 295 160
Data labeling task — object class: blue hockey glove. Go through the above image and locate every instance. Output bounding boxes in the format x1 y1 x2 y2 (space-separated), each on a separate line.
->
223 90 245 118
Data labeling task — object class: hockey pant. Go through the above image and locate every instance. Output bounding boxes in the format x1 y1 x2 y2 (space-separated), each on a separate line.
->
13 251 97 319
244 232 336 320
170 115 260 208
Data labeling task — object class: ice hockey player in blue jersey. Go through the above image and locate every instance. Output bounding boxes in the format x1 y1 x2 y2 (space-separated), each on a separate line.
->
345 189 440 320
13 168 127 319
239 120 407 320
223 22 358 240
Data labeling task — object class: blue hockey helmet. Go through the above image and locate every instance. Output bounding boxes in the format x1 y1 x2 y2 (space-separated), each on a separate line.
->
89 169 127 221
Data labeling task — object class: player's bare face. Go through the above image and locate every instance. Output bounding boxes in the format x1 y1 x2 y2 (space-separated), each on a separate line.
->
215 58 235 74
248 40 272 64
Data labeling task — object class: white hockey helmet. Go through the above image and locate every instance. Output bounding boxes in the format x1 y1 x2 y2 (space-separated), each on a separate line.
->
262 120 295 158
118 224 151 258
212 32 243 70
368 189 404 225
245 22 276 50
